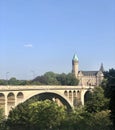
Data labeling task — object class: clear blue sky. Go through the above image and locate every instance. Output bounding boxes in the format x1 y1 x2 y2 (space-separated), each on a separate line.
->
0 0 115 79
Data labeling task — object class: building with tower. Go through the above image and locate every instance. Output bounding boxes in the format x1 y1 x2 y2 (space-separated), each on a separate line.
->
72 54 104 86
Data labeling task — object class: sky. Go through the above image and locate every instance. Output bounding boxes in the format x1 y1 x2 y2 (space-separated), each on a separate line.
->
0 0 115 80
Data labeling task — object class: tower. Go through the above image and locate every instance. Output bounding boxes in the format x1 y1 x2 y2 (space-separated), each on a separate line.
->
99 63 104 72
72 54 79 78
96 63 104 85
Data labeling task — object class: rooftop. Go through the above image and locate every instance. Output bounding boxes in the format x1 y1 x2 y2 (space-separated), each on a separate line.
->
73 54 78 61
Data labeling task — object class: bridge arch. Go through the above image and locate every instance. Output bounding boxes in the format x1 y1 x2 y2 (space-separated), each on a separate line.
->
17 92 24 98
0 93 5 101
7 92 15 103
23 91 73 109
7 92 15 113
84 90 92 104
17 92 24 104
0 93 5 113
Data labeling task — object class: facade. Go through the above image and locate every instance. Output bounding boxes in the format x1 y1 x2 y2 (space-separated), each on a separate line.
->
72 54 104 86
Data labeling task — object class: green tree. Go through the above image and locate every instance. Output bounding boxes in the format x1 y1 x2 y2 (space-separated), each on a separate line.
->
32 72 79 85
85 86 109 113
44 72 59 85
59 107 88 130
60 107 113 130
102 68 115 128
102 68 115 97
6 100 66 130
56 73 67 85
6 102 31 130
66 73 79 85
32 72 59 85
57 73 79 86
0 79 7 85
8 77 18 85
0 108 6 130
67 108 92 130
90 110 113 130
29 100 66 130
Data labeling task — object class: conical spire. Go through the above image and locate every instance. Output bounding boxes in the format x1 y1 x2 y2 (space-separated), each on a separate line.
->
73 54 78 61
100 63 104 72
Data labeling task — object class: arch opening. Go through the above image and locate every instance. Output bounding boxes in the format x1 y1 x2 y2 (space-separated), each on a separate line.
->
17 92 24 99
84 90 92 104
17 92 24 104
69 90 72 101
25 92 72 110
64 90 68 97
0 93 5 103
7 92 15 113
0 93 5 113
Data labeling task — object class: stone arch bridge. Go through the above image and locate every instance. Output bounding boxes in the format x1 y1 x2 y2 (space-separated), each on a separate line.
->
0 85 94 116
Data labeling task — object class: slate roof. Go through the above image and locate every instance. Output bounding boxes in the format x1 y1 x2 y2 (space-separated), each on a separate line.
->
80 71 98 76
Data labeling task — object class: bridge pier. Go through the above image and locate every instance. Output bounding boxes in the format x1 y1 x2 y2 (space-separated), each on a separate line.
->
5 95 7 116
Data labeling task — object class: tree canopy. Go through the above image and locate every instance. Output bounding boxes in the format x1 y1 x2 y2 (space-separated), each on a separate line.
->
6 100 66 130
0 72 79 86
101 68 115 128
5 98 113 130
32 72 79 85
85 86 109 113
0 108 6 130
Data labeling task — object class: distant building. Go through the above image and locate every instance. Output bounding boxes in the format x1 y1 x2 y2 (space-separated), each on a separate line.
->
72 54 104 86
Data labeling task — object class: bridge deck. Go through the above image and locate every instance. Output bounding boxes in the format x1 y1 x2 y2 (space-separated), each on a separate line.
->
0 85 94 91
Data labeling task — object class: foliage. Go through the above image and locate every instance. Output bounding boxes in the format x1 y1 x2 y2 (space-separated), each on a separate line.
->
0 108 7 130
102 68 115 97
3 98 113 130
0 78 31 86
0 80 8 85
101 68 115 128
85 86 109 113
32 72 59 85
0 71 79 86
63 108 92 130
0 108 4 123
32 72 79 85
29 100 66 129
90 110 113 130
110 90 115 129
6 100 66 130
57 73 79 85
6 102 31 130
60 108 112 130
